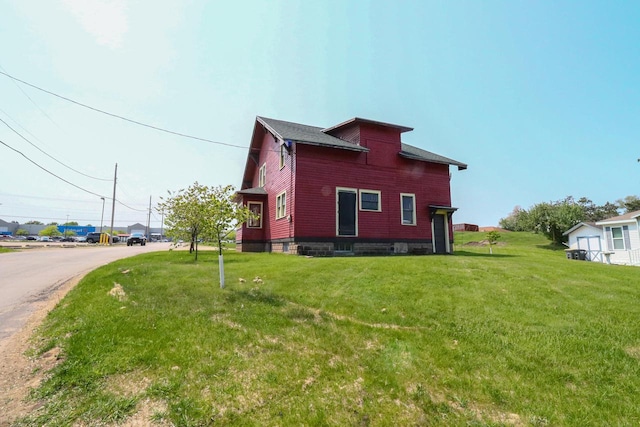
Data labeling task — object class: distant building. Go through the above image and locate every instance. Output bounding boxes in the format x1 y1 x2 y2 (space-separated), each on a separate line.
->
453 223 479 232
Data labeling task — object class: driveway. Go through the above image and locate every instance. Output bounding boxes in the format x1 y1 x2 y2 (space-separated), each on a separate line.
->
0 242 172 349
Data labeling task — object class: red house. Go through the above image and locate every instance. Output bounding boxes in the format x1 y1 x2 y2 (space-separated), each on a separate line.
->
235 116 467 256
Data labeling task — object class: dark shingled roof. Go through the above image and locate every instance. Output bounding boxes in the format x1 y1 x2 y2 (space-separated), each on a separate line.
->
400 144 467 171
256 116 467 170
257 117 368 152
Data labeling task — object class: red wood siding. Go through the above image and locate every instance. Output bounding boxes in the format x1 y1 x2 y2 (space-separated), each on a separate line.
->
293 142 452 241
247 132 296 242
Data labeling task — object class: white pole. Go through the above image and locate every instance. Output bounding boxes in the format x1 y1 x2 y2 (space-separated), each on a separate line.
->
218 254 225 288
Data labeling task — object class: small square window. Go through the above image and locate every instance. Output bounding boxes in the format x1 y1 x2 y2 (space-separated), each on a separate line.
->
360 190 381 211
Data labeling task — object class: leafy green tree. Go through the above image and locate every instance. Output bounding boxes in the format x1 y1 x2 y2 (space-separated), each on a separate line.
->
63 221 79 226
158 183 253 287
499 206 531 231
527 197 584 244
24 220 43 225
577 197 619 221
16 228 29 236
617 195 640 214
39 225 62 237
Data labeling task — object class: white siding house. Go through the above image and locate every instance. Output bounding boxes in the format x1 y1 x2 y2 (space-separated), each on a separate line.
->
595 210 640 266
564 210 640 266
563 222 604 262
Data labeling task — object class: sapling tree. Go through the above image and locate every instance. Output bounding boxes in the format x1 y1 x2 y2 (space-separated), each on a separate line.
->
158 182 253 288
487 230 500 254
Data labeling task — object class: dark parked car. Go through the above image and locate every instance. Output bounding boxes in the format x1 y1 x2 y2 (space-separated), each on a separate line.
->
127 232 147 246
61 236 77 242
86 233 120 243
85 232 102 243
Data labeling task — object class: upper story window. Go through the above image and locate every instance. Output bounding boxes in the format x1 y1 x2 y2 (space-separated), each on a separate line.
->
359 190 381 212
276 191 287 219
258 163 266 187
401 193 416 225
279 145 286 170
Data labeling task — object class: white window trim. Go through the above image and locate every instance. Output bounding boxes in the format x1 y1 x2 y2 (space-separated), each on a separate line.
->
400 193 416 226
276 191 287 220
247 201 263 229
359 189 381 212
258 163 266 187
336 187 358 237
611 226 625 250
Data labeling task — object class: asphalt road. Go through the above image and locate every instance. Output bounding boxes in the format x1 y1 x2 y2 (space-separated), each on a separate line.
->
0 242 171 346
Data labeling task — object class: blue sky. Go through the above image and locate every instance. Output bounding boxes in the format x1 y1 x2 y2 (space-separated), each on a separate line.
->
1 0 639 228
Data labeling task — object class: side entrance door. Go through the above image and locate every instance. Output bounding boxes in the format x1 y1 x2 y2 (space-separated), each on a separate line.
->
337 188 357 236
433 214 447 254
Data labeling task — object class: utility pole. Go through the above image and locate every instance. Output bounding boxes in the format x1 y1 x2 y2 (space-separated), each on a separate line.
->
109 163 117 245
146 195 152 240
100 197 105 233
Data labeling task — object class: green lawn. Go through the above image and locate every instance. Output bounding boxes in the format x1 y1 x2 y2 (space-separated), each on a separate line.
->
16 232 640 426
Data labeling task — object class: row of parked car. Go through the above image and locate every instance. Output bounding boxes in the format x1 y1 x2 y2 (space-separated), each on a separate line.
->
1 232 147 245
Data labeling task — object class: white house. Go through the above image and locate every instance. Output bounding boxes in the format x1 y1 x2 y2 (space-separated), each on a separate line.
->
563 222 604 262
564 210 640 266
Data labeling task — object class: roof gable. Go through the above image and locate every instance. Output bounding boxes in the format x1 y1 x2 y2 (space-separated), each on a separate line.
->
563 222 600 236
257 117 368 152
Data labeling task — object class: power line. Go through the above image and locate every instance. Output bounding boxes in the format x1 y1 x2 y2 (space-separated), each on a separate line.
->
0 63 62 129
0 137 107 199
0 115 112 181
0 70 248 150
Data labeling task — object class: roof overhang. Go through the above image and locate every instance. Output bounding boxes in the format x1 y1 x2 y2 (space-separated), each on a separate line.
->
399 151 468 171
429 205 458 216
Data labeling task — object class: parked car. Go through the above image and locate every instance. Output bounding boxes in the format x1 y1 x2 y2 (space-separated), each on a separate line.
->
76 236 87 242
26 236 37 241
127 232 147 246
85 232 102 243
39 236 51 242
86 232 120 243
61 236 76 242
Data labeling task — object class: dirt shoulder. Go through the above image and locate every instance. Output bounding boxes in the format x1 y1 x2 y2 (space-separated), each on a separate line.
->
0 275 79 426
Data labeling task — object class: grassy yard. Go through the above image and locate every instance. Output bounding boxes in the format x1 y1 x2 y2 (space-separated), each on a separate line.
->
16 232 640 426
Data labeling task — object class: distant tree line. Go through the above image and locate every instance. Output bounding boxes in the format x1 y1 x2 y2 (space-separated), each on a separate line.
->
499 195 640 244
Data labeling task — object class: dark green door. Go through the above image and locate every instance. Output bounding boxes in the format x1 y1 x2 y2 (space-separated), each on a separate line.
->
338 190 357 236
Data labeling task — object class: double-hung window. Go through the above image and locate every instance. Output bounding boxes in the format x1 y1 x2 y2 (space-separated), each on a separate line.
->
279 145 286 170
611 226 625 250
276 191 287 219
258 164 266 187
400 193 416 225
